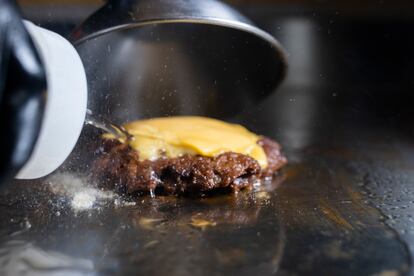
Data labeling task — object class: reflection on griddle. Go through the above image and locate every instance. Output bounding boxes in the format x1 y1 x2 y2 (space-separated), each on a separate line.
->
0 175 286 275
0 241 94 276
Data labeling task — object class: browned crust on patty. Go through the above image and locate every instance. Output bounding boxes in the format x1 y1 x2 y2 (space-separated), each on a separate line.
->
91 137 287 196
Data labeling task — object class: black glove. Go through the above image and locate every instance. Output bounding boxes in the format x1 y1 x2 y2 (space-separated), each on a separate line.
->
0 0 46 184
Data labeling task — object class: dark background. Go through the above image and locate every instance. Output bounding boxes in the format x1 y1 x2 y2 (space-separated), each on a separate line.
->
16 0 414 129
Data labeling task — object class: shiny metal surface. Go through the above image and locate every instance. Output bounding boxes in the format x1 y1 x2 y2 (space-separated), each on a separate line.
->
72 0 287 121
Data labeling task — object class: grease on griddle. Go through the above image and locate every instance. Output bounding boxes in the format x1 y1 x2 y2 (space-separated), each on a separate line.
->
190 216 217 230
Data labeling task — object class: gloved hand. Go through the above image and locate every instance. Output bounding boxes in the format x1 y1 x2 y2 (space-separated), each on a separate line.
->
0 0 46 184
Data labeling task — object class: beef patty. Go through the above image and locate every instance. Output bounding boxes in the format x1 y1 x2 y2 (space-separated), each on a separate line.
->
92 137 287 196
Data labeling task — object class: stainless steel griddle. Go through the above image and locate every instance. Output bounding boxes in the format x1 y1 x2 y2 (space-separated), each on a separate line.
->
1 3 414 276
0 116 411 275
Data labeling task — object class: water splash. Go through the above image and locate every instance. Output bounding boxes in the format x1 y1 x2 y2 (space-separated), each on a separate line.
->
84 109 132 141
46 173 115 212
46 173 138 212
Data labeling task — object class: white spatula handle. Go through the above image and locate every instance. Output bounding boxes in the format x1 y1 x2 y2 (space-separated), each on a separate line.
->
17 22 87 179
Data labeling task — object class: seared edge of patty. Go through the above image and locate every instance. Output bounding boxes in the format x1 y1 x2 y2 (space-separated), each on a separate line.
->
91 137 287 196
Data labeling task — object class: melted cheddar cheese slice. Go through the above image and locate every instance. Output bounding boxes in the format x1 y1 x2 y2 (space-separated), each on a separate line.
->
108 116 267 168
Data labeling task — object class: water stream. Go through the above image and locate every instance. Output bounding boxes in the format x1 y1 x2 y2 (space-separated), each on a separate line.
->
84 109 132 141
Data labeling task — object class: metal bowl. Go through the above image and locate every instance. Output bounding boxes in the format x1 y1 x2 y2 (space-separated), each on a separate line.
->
71 0 287 123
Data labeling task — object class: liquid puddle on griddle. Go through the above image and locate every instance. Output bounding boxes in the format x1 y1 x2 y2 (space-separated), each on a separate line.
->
350 163 414 275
